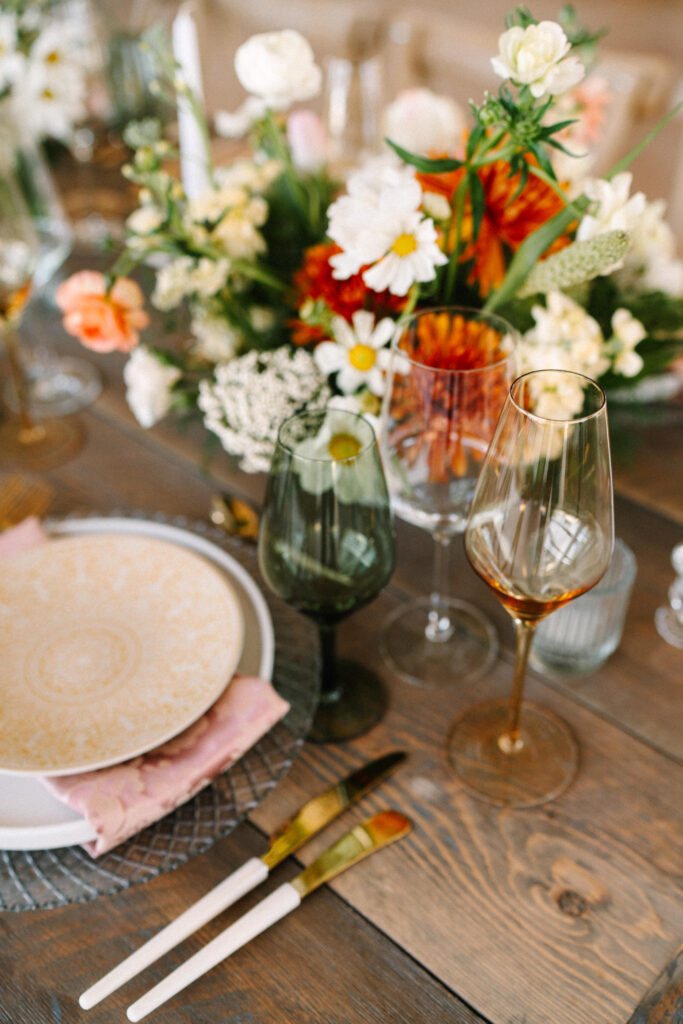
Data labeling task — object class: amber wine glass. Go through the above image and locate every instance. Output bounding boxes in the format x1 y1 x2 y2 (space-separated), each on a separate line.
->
0 171 80 467
447 370 614 806
258 407 395 743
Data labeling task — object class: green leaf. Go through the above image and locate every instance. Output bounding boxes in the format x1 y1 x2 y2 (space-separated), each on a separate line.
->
468 170 486 240
466 123 486 162
528 141 556 180
607 101 683 180
385 140 463 173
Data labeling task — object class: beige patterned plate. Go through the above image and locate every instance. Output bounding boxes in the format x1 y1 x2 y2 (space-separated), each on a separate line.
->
0 533 244 775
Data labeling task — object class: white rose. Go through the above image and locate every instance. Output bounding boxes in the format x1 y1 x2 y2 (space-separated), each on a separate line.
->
491 21 584 98
123 347 181 428
234 30 322 111
382 88 466 156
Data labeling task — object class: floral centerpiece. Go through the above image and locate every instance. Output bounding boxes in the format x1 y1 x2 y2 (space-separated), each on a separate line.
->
57 7 683 471
0 0 93 145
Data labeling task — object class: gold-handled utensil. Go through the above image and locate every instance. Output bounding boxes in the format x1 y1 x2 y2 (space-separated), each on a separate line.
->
79 751 407 1010
127 810 412 1022
0 473 54 529
209 492 260 542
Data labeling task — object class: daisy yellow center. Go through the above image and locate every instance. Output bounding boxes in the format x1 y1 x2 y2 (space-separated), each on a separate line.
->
328 433 362 460
46 51 60 64
391 233 418 257
349 343 376 372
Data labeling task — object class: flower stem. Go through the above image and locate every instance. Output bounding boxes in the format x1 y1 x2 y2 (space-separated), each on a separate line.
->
262 109 312 234
444 176 468 302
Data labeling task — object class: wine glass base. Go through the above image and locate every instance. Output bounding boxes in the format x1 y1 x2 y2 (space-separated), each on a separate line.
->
446 698 578 807
307 658 387 744
380 597 498 687
654 606 683 649
0 416 82 470
4 355 102 417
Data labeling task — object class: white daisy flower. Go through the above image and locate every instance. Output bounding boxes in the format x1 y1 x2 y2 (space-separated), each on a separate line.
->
0 13 24 91
291 408 380 505
14 61 86 141
314 311 395 396
327 162 447 296
327 393 382 437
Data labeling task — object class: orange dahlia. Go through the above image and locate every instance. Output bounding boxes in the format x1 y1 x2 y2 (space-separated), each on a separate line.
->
418 157 571 296
291 242 406 346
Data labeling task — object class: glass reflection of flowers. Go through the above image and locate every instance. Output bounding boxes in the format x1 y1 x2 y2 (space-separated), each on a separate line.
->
448 369 614 807
0 170 80 466
56 9 683 472
258 408 395 743
379 308 517 687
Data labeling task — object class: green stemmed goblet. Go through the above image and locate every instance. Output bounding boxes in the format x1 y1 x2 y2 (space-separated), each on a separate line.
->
258 407 395 743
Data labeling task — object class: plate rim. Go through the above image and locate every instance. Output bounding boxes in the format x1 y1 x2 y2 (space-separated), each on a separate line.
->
0 515 275 851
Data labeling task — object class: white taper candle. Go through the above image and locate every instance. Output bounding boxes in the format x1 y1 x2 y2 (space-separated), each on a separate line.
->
172 3 211 200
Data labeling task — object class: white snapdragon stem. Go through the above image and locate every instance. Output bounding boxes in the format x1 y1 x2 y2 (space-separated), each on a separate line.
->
172 3 211 200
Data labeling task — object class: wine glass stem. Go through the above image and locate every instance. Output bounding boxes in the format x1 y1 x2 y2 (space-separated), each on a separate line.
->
318 623 342 704
4 326 41 439
426 535 454 642
501 619 537 753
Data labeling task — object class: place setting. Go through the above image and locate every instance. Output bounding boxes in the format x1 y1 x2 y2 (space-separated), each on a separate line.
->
0 1 682 1022
0 509 322 911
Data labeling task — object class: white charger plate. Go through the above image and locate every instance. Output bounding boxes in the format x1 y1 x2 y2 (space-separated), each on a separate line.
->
0 517 275 851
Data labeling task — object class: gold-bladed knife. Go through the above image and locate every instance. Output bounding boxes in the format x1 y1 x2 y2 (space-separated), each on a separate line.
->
127 811 412 1022
79 751 406 1010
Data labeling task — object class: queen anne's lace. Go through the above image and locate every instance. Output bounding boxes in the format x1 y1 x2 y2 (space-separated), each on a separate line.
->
198 347 331 473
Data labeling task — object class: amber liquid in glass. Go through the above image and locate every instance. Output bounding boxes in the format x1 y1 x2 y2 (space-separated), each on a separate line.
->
0 279 32 325
473 569 596 622
466 505 611 622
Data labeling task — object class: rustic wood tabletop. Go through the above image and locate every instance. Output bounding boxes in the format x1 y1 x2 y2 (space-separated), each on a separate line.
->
1 241 681 1024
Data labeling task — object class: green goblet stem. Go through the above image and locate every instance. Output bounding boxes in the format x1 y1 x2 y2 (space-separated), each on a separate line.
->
318 623 342 705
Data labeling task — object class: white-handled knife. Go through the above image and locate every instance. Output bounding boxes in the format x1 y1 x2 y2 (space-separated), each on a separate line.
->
79 750 406 1010
127 810 412 1022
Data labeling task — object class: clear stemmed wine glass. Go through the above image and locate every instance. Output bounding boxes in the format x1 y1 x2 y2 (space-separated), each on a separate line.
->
0 170 81 468
258 407 395 743
378 306 517 687
447 369 614 807
2 119 102 418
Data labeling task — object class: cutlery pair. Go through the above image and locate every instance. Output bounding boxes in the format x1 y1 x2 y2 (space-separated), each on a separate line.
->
79 751 410 1019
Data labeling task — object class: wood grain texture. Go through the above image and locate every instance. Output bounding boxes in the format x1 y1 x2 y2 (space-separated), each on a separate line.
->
250 641 683 1024
0 823 482 1024
627 947 683 1024
1 250 681 1024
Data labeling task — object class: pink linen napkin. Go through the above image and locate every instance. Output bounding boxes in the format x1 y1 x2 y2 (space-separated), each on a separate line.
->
1 518 289 857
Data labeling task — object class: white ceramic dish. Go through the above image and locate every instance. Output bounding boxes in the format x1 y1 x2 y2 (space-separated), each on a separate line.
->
0 517 274 851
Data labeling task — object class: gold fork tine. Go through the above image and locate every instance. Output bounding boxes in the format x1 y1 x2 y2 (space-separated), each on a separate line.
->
0 473 54 528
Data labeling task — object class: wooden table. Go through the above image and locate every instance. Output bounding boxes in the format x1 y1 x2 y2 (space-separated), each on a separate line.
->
1 258 682 1024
